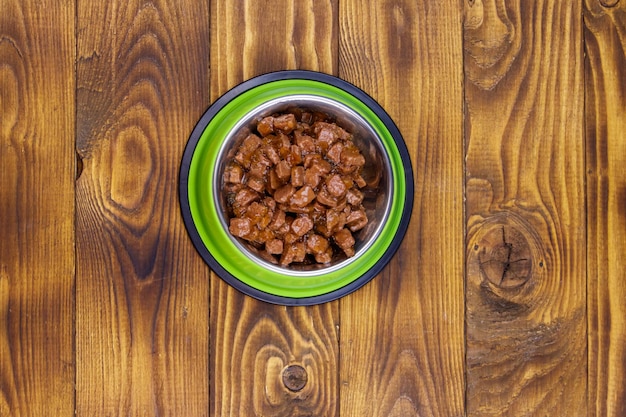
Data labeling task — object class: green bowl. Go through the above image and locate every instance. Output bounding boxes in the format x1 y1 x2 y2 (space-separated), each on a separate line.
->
180 70 413 305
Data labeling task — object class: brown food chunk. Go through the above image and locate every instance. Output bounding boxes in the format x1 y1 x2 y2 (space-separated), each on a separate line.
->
274 113 297 134
290 185 316 207
268 169 282 191
291 216 314 237
234 134 262 168
316 188 338 207
224 163 244 184
229 218 252 238
262 144 280 165
326 174 347 197
353 174 367 188
294 131 316 153
291 166 305 187
346 188 364 206
268 209 286 231
341 146 366 168
266 238 283 255
314 249 333 264
280 241 306 265
346 209 368 232
275 160 291 181
234 187 259 207
245 202 269 226
274 184 295 204
326 142 343 164
313 121 351 141
326 209 346 234
303 169 321 188
246 176 265 193
306 234 329 254
334 228 356 257
257 117 274 136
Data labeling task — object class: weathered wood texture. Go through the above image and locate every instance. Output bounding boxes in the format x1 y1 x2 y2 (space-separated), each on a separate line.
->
0 0 75 416
338 1 466 416
209 1 340 416
585 1 626 416
3 1 626 416
464 0 587 415
75 1 210 415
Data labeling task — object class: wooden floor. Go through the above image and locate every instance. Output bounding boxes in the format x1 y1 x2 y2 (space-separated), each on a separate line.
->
1 0 625 416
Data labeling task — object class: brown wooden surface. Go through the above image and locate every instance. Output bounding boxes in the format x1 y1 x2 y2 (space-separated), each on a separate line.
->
464 1 588 415
585 1 626 416
338 1 466 416
209 2 340 415
1 0 625 416
75 0 210 415
0 0 75 416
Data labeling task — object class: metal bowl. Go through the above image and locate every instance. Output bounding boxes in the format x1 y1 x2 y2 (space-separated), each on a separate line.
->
180 71 413 305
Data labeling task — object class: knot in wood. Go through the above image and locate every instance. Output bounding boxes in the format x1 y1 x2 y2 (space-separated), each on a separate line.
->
600 0 619 7
477 225 532 288
282 364 307 392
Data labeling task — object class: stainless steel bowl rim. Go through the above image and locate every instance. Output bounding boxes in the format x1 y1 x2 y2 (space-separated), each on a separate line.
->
212 94 394 277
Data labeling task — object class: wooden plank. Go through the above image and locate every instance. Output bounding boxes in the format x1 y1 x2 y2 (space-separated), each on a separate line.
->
584 1 626 416
0 1 75 416
75 1 210 415
464 0 587 415
338 2 466 416
209 1 340 415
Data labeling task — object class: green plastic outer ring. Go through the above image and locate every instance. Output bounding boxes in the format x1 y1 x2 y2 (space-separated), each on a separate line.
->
180 71 413 305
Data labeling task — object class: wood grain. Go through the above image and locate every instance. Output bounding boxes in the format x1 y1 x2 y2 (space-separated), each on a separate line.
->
75 1 210 415
584 1 626 415
0 1 75 416
338 1 466 416
464 0 587 415
209 1 340 416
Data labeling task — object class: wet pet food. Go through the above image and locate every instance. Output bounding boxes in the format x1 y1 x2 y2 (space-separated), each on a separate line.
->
223 110 370 266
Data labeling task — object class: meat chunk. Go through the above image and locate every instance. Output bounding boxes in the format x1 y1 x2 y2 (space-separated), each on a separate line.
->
268 209 286 231
257 117 274 136
306 233 329 254
273 113 297 134
273 184 295 204
326 209 346 235
314 250 333 264
290 185 316 208
326 174 347 197
229 218 252 238
224 163 244 184
291 166 305 187
313 121 351 141
294 131 316 153
266 238 283 255
346 188 364 206
245 201 269 227
262 144 280 165
246 176 265 193
340 145 366 169
275 160 291 181
326 142 343 164
334 228 355 257
291 216 314 237
346 209 368 232
234 187 259 207
280 241 306 265
234 134 262 168
316 188 338 207
303 169 321 188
